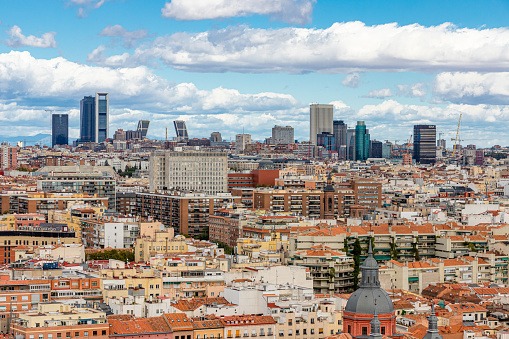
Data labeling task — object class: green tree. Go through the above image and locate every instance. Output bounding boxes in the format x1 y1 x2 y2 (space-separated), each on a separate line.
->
390 238 400 260
104 160 109 166
86 249 134 262
343 238 348 253
352 238 362 290
412 241 421 261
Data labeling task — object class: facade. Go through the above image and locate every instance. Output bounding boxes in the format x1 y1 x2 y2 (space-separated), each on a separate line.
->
174 120 189 142
317 132 335 152
79 93 109 143
210 132 222 142
137 120 150 139
310 104 333 144
370 141 383 158
271 125 294 145
52 114 69 147
149 150 228 194
11 303 108 339
37 172 116 209
413 125 436 164
346 129 355 160
354 121 370 161
135 191 238 236
235 134 252 154
0 143 17 170
333 120 347 158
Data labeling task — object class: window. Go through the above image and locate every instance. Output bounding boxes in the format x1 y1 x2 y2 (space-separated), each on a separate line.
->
22 296 29 301
228 331 232 338
48 335 53 339
319 329 323 334
93 332 97 337
29 336 34 339
66 332 71 338
279 331 284 337
83 332 88 337
75 332 80 337
288 330 293 336
362 327 368 336
57 334 62 338
303 329 307 335
11 296 16 301
260 329 264 336
310 318 314 324
101 331 106 336
310 329 314 335
381 327 386 335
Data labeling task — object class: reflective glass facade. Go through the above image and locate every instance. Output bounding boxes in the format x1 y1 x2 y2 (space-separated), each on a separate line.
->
52 114 68 147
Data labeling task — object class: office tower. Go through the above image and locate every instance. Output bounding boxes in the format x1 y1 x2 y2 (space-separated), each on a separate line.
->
317 132 335 152
346 128 356 160
370 140 383 158
0 143 17 170
149 150 228 194
475 150 484 166
333 120 347 156
79 93 109 143
173 120 189 142
413 125 437 164
210 132 222 142
272 125 294 144
52 114 68 147
437 139 446 149
355 121 370 161
137 120 150 139
310 104 333 144
235 134 252 154
382 142 392 159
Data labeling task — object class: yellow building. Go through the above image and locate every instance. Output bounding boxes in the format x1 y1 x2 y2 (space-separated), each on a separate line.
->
237 232 289 258
48 206 106 238
135 231 188 262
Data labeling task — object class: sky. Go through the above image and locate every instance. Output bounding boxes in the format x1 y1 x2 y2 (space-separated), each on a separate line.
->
1 0 509 147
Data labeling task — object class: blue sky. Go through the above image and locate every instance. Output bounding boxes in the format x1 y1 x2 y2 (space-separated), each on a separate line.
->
1 0 509 146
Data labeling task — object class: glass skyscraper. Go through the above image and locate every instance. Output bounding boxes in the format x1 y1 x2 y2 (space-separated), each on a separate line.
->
79 93 109 143
52 114 68 147
355 121 370 161
413 125 436 164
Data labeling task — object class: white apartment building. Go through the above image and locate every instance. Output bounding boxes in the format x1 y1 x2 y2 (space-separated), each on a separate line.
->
149 150 228 194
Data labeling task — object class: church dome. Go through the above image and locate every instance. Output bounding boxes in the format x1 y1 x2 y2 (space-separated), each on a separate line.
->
258 159 274 169
345 240 394 315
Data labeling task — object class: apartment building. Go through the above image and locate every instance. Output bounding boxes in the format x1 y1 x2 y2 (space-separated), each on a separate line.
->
1 192 109 215
219 315 276 339
290 247 355 294
135 191 238 236
11 303 109 339
149 150 228 194
37 171 116 209
135 231 188 262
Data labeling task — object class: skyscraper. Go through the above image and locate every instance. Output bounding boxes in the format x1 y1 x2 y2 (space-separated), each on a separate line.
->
272 125 294 144
0 143 17 170
414 125 436 164
174 120 189 142
333 120 347 158
79 93 109 143
52 114 68 147
235 134 252 154
137 120 150 139
355 121 370 161
310 104 333 144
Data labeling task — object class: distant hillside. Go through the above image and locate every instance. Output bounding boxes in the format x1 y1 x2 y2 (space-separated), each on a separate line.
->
0 134 52 146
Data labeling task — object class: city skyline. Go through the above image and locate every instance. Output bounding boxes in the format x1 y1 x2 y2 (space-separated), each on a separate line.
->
1 1 509 146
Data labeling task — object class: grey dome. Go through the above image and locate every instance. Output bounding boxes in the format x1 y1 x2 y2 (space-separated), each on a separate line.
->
345 240 394 315
345 287 394 314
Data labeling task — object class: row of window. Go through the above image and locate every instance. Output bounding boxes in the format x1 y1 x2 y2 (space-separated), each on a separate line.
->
27 330 106 339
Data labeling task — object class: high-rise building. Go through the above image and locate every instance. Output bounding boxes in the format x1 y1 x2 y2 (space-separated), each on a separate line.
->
210 132 222 142
413 125 436 164
346 128 356 160
235 134 252 154
149 150 228 194
317 132 335 152
52 114 68 147
333 120 347 158
79 93 109 143
271 125 294 144
0 143 17 170
310 104 333 144
137 120 150 139
355 121 370 161
437 139 446 149
370 140 383 158
382 142 392 159
174 120 189 142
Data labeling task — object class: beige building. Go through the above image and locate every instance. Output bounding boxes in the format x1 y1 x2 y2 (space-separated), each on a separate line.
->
235 134 252 154
135 231 188 262
149 150 228 194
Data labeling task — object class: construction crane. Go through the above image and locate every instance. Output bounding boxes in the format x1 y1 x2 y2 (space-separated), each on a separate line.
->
452 113 462 157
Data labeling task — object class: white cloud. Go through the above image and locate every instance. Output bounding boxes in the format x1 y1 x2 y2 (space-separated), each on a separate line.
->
365 88 392 99
161 0 315 25
99 25 149 48
88 22 509 73
397 83 427 100
63 0 109 17
434 72 509 104
0 51 304 141
5 25 56 48
342 73 360 88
